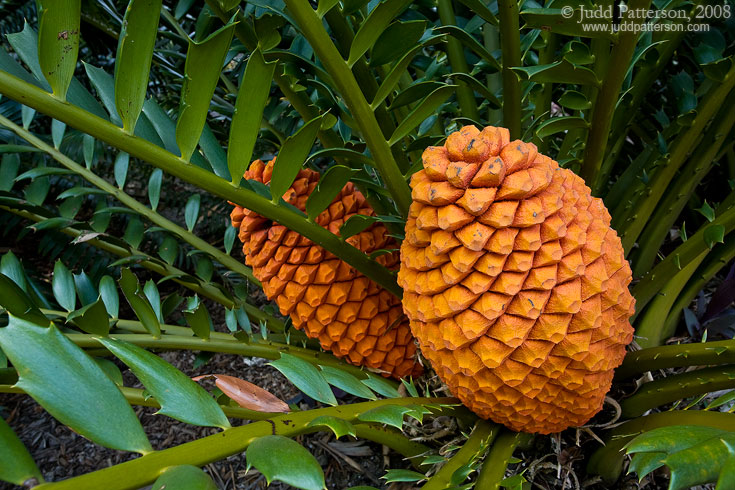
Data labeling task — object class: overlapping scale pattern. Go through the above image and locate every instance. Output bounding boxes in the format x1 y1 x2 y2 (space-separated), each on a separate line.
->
231 159 421 379
397 126 635 433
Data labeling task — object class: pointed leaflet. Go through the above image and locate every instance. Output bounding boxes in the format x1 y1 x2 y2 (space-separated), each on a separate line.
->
246 435 326 490
305 166 358 221
307 415 356 439
119 268 161 337
269 116 323 202
98 337 231 429
228 49 275 185
184 296 212 340
115 0 163 133
148 168 162 210
185 194 200 231
319 366 376 400
388 86 455 146
176 20 236 162
269 353 337 406
347 0 413 67
192 374 289 412
0 274 48 325
357 405 413 430
0 316 151 453
152 465 217 490
0 416 42 486
52 260 75 312
361 375 400 398
66 297 110 336
37 0 81 100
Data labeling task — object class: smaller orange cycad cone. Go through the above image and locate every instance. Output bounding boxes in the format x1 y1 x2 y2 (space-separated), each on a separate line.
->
231 158 422 379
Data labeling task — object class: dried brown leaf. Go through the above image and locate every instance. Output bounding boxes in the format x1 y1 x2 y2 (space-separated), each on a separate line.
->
193 374 290 413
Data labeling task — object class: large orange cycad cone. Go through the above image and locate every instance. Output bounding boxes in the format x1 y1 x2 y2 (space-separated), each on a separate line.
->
397 126 634 433
231 159 422 379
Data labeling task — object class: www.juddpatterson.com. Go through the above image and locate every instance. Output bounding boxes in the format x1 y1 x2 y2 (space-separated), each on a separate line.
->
559 3 731 33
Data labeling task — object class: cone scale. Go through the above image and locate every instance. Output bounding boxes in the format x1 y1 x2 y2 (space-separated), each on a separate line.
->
398 126 635 434
231 159 422 379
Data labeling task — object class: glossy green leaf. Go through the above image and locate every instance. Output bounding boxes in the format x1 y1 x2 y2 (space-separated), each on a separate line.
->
370 20 425 67
124 218 145 249
388 85 455 146
228 50 275 184
703 224 726 249
270 116 323 202
158 235 179 265
511 60 600 86
83 134 96 167
536 116 589 140
224 225 236 255
626 425 735 490
185 194 201 231
51 119 66 148
52 260 76 312
115 0 163 133
520 8 612 39
15 167 75 181
119 268 161 337
0 416 42 485
246 435 326 490
269 353 337 406
628 451 665 481
21 105 35 129
339 215 378 240
114 152 130 189
0 317 151 453
361 375 400 398
449 73 501 109
319 366 376 400
371 45 424 109
94 357 124 387
382 469 426 482
305 148 375 169
152 465 217 490
195 255 213 282
0 154 20 192
307 415 356 439
143 280 163 322
176 21 236 162
305 166 358 221
67 297 109 336
99 276 120 318
558 90 591 110
390 81 445 110
562 40 595 65
198 123 229 178
37 0 81 100
99 337 230 428
1 251 29 293
357 405 413 430
316 0 339 17
7 23 106 118
0 274 48 325
148 168 163 210
73 271 97 306
434 26 500 70
184 296 212 340
347 0 413 67
456 0 498 25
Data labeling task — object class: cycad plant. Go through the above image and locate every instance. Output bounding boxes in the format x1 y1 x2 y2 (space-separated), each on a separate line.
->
0 0 734 488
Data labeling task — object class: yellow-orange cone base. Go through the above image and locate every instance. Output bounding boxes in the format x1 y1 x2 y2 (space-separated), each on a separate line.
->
231 159 421 379
398 126 635 433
